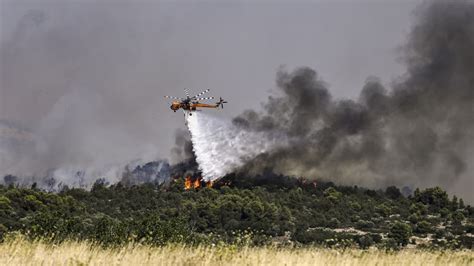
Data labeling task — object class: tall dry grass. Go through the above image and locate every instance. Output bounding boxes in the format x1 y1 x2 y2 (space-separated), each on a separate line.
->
0 236 472 266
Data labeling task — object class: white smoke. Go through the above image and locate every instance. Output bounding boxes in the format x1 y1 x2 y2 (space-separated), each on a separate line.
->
186 112 283 181
29 166 125 190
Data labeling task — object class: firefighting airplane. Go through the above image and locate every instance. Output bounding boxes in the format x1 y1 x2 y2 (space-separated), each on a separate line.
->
164 88 227 116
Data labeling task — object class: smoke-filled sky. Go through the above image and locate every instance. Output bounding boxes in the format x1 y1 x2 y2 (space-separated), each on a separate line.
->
229 1 474 203
0 0 418 170
4 1 473 202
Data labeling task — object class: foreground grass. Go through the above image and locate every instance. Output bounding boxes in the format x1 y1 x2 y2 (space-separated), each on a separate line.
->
0 237 473 266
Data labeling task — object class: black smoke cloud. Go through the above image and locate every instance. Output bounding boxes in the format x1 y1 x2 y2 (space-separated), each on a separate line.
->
231 1 474 199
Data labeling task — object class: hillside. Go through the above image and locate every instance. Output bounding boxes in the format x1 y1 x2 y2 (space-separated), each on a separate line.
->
0 173 472 250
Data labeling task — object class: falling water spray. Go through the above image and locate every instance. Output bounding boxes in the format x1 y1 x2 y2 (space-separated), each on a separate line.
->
185 112 283 181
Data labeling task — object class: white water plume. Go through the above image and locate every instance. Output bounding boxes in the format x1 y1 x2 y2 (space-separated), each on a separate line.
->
186 112 283 181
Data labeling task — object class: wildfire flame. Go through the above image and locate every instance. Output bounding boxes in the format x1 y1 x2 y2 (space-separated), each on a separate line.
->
206 180 213 188
184 176 192 190
193 178 201 189
184 176 213 190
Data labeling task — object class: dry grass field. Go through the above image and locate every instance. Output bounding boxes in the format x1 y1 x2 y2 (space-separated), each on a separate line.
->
0 237 473 266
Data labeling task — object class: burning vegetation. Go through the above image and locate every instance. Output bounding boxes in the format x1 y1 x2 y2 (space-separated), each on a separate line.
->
184 175 213 190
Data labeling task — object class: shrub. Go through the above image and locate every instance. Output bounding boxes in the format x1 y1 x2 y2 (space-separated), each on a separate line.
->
415 220 432 234
358 235 374 249
388 222 412 246
355 220 375 229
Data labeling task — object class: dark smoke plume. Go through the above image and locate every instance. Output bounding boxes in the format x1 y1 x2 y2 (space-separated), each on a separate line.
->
232 1 474 198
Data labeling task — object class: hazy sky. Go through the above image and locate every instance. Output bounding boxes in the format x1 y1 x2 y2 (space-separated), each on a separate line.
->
1 0 420 171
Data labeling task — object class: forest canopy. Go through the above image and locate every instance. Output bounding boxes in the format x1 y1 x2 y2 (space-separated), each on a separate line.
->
0 173 472 250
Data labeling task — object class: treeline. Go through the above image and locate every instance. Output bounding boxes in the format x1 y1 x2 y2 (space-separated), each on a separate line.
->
0 173 472 249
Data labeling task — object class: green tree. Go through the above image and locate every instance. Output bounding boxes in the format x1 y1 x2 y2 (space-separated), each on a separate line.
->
451 195 458 210
459 199 465 209
328 218 340 228
93 216 128 246
408 213 421 224
0 196 12 215
386 186 402 199
414 187 449 211
415 220 431 234
388 222 412 246
355 220 374 229
452 210 465 225
323 187 342 203
376 203 391 217
23 195 45 211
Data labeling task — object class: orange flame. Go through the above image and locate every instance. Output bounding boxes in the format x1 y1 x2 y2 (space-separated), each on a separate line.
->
193 178 201 189
184 176 213 190
184 176 192 190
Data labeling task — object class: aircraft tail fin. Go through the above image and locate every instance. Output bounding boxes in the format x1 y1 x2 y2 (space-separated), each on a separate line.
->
216 97 228 109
